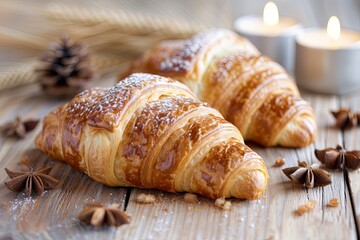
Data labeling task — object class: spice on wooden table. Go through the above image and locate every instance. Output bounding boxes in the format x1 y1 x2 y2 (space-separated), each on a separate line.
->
0 117 39 139
77 202 130 227
315 145 360 170
331 108 360 129
4 159 59 196
282 161 332 188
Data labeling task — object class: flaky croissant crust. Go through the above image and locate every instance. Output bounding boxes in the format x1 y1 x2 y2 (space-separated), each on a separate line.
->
123 29 317 147
36 73 268 200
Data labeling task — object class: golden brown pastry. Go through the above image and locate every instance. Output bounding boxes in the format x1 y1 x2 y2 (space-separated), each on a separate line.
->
123 29 317 147
36 73 268 200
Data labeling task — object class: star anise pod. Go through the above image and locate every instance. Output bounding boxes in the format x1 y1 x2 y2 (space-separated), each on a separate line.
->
0 117 39 138
77 202 130 227
315 145 360 170
4 161 59 196
282 161 332 188
331 108 360 129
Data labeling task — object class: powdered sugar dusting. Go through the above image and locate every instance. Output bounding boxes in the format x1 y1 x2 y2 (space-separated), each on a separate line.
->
86 73 177 130
6 194 36 222
63 73 183 134
0 195 35 238
160 29 234 72
66 87 109 122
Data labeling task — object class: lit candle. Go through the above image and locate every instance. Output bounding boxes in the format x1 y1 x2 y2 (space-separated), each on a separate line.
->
234 2 302 72
295 16 360 94
297 16 360 49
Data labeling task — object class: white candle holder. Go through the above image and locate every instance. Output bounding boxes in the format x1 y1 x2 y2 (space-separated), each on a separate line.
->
234 16 302 72
295 28 360 95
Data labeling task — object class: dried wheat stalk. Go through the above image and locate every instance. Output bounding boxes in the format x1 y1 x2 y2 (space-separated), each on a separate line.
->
45 3 208 38
0 22 156 56
0 25 49 51
0 2 210 90
0 2 205 56
0 62 38 90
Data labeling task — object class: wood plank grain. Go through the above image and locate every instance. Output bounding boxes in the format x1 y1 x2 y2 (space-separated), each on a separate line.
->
342 92 360 234
122 93 357 240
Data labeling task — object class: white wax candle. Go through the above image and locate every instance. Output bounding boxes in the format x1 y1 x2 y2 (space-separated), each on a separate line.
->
296 29 360 49
234 16 300 36
233 2 302 72
295 17 360 94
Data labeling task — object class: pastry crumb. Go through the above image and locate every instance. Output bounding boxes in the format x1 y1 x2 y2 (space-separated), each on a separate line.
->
136 193 156 204
222 201 232 210
274 157 285 167
327 198 339 208
295 200 317 216
215 197 231 210
215 197 226 206
20 156 30 166
184 193 199 203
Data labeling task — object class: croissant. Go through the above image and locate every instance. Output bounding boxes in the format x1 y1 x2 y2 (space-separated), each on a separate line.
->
123 29 317 147
36 73 268 200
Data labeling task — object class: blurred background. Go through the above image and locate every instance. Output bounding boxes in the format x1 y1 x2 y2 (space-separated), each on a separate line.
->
0 0 359 91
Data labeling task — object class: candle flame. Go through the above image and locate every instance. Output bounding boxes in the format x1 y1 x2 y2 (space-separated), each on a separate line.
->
327 16 341 40
263 1 279 26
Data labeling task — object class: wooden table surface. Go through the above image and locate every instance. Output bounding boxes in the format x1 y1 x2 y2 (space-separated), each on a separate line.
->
1 1 360 239
1 74 360 240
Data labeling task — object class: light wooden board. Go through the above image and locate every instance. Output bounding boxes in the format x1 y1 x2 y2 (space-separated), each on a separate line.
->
2 76 358 239
343 94 360 234
2 78 360 240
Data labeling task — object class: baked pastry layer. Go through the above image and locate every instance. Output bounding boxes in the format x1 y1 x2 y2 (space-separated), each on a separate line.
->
36 73 268 199
123 29 317 147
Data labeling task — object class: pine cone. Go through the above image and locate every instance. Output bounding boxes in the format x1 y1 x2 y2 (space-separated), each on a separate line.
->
37 35 96 97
